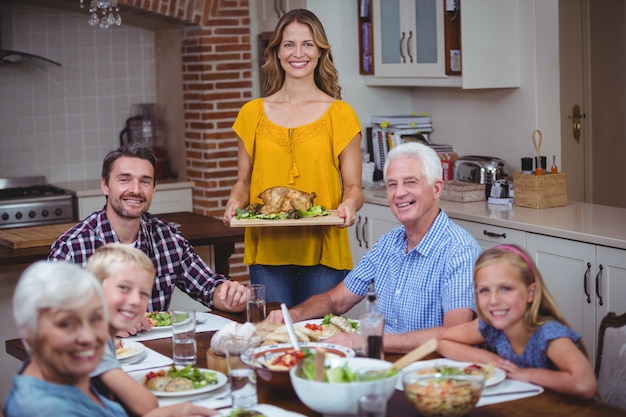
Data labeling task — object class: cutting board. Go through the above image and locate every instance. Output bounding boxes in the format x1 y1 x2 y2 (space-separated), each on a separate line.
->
0 222 77 249
230 210 344 227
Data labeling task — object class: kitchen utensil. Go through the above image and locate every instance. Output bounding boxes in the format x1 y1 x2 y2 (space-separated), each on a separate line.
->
532 130 543 175
280 303 300 352
551 155 558 174
392 338 438 371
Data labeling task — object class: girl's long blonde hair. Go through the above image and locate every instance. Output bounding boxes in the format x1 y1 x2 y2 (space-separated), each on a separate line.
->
262 9 341 99
474 245 569 331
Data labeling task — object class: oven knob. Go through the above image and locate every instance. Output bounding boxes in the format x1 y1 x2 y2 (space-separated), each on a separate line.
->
42 209 49 217
15 212 22 219
1 213 8 221
29 210 36 219
55 208 62 216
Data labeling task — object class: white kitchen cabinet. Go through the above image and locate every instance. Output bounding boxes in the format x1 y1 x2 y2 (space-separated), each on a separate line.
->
256 0 307 32
372 0 445 78
452 218 526 250
349 203 400 265
526 233 626 364
73 182 194 219
367 0 520 88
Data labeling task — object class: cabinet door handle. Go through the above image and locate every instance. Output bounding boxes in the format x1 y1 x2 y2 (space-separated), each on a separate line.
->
399 31 406 63
274 0 281 18
278 0 286 16
595 264 604 306
362 216 369 249
583 262 591 304
355 215 363 247
406 30 413 63
483 230 507 239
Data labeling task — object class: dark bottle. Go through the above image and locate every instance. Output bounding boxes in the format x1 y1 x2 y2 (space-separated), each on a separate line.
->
360 283 385 360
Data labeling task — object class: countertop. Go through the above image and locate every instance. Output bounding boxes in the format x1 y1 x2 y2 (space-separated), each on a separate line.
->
363 187 626 250
52 179 195 197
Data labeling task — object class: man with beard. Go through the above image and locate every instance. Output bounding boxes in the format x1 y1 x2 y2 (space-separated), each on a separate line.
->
49 143 248 332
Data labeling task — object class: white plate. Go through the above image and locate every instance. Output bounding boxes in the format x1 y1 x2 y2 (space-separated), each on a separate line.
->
219 404 306 417
396 359 507 390
133 367 228 397
241 342 355 369
293 318 361 339
116 340 146 361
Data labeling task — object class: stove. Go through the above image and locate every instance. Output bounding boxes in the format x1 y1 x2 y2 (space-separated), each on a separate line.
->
0 176 76 229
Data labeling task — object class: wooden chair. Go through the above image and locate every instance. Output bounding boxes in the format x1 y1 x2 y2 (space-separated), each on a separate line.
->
595 311 626 410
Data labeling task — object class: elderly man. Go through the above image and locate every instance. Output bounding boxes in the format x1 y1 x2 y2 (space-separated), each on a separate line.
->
49 143 248 320
268 142 481 353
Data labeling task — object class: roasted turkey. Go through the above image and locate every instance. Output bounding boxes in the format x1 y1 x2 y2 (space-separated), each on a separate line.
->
256 186 316 214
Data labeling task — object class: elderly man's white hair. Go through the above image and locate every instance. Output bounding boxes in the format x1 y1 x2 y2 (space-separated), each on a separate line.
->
383 142 443 185
12 261 107 352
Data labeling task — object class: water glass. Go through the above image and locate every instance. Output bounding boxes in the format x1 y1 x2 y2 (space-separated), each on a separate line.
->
225 338 258 408
358 394 387 417
246 283 266 323
172 309 196 366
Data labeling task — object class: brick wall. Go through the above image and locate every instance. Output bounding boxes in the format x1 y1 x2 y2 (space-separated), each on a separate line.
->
121 0 251 280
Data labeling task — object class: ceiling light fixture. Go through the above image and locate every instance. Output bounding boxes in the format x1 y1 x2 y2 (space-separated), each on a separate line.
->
79 0 122 29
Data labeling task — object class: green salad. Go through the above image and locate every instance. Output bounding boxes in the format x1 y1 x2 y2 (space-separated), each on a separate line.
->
235 205 330 220
164 365 218 389
297 356 397 383
146 311 172 327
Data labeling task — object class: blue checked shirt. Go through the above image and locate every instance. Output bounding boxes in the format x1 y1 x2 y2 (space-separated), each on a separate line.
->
344 210 481 333
48 209 229 311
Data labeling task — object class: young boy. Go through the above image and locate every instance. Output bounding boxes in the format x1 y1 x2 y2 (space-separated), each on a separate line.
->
86 243 215 417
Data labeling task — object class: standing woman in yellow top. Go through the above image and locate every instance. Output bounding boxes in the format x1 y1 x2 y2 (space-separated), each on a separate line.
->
223 9 364 306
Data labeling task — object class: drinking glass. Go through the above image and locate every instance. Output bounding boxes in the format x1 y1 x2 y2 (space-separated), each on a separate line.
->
358 394 387 417
246 283 266 323
225 337 258 408
171 309 196 366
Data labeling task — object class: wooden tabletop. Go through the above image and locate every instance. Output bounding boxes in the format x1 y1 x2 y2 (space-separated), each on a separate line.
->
5 303 624 417
0 212 244 272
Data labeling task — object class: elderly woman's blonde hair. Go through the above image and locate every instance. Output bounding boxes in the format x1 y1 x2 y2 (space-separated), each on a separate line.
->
13 261 107 352
86 243 155 284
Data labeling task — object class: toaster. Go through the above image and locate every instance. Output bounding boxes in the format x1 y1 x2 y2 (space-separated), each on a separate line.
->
453 156 508 184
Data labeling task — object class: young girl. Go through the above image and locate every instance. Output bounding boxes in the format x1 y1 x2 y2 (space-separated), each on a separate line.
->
438 244 597 399
87 243 215 417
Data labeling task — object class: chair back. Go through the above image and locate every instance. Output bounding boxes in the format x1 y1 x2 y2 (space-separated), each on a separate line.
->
595 311 626 410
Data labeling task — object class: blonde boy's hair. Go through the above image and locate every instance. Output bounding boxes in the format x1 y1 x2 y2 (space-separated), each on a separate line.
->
86 243 155 283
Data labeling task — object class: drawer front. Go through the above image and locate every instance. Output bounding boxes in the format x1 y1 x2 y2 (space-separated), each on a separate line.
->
453 219 526 249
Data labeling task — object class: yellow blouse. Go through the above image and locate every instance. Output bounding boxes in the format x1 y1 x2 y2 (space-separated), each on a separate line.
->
232 98 361 270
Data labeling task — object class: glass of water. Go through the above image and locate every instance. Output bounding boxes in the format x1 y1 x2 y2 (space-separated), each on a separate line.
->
171 309 196 366
246 283 266 323
225 337 257 408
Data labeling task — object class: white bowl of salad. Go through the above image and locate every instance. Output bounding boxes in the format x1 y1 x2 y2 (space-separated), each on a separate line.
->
289 357 398 415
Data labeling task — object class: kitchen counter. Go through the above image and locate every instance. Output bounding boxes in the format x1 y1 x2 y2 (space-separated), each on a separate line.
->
0 212 243 273
364 187 626 250
53 179 195 197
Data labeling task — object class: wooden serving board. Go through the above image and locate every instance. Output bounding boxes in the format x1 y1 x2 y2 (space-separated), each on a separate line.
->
0 222 77 249
230 210 344 227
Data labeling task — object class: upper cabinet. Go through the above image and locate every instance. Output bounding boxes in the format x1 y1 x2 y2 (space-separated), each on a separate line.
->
257 0 308 33
365 0 520 89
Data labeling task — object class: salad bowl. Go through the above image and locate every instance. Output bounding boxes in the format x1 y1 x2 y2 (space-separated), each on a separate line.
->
289 357 398 415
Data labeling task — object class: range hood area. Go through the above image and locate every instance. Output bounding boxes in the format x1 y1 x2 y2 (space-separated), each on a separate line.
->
0 48 61 66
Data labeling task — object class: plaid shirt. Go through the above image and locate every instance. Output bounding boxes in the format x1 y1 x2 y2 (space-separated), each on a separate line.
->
344 210 481 333
48 209 229 311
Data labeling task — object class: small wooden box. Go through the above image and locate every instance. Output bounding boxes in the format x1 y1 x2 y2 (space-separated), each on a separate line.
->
513 172 567 209
441 181 486 203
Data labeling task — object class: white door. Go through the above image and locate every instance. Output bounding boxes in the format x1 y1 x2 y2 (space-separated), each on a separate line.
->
559 0 626 207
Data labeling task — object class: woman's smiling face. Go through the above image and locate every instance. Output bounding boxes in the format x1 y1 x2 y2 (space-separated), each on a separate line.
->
29 292 108 385
277 21 321 79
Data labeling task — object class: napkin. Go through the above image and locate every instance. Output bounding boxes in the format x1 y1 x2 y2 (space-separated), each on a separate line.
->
121 346 173 373
126 312 235 342
477 378 543 406
218 404 307 417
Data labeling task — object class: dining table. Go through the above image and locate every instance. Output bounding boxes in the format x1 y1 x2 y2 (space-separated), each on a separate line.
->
5 303 624 417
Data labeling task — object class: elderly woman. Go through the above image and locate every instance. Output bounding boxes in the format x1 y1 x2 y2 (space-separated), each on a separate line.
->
4 261 216 417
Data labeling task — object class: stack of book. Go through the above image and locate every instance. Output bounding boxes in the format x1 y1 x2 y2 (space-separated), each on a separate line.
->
369 114 456 180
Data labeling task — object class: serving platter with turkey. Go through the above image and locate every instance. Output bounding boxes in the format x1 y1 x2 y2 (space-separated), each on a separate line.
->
230 186 343 227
